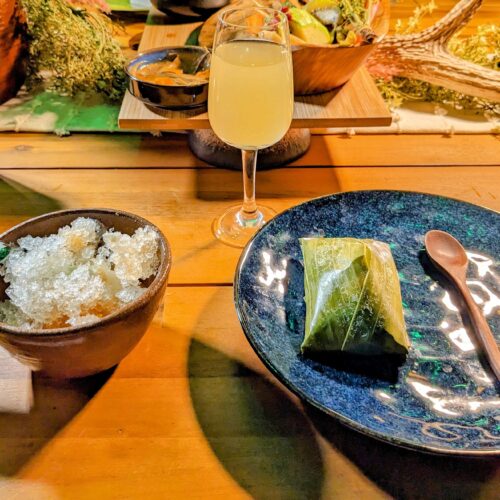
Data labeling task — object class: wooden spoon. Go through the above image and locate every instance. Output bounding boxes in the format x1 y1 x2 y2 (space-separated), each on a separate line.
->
425 230 500 381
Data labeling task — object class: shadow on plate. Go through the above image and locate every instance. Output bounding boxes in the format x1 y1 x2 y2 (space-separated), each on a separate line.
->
188 339 324 500
302 351 404 383
307 405 500 499
0 368 114 476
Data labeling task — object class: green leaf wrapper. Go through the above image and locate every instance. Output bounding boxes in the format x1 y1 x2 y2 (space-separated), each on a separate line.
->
300 238 409 356
0 246 10 262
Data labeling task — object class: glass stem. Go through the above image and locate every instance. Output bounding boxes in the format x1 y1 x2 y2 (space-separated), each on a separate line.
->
241 149 258 220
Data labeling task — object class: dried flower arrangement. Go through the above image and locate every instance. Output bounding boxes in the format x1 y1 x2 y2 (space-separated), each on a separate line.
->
20 0 126 100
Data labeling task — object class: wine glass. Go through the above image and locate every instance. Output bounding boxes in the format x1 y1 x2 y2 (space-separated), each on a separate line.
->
208 7 294 247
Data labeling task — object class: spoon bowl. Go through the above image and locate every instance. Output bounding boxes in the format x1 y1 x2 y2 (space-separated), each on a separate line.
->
424 230 468 280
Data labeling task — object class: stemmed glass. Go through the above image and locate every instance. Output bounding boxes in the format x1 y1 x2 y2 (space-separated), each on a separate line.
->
208 7 294 247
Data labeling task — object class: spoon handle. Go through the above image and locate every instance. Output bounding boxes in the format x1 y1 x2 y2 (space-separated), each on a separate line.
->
456 280 500 381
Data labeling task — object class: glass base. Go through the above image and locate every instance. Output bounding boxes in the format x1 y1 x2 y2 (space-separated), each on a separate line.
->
213 205 276 248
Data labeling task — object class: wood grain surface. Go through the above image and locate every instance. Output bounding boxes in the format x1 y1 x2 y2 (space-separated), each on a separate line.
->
1 133 499 168
1 165 499 286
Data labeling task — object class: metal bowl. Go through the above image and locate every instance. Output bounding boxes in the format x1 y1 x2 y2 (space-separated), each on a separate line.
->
151 0 229 20
126 46 210 110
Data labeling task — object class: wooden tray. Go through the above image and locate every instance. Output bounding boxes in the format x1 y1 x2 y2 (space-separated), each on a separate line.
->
118 13 391 131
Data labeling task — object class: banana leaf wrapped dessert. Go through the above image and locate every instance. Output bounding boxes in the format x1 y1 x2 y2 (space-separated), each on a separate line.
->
300 238 409 357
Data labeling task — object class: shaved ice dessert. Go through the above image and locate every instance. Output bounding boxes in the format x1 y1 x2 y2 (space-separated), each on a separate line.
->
0 217 161 330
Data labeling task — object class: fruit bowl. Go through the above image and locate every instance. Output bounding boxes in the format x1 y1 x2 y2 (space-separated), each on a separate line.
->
198 0 390 95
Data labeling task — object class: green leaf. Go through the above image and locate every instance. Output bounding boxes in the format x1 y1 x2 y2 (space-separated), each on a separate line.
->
300 238 409 356
185 26 202 47
0 246 10 261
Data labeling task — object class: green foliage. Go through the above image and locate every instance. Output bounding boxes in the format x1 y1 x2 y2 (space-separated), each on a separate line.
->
377 75 500 117
0 246 10 262
393 0 438 35
21 0 126 100
448 24 499 71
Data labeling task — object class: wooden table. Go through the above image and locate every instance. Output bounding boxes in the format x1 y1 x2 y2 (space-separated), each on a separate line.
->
0 131 499 499
1 1 500 496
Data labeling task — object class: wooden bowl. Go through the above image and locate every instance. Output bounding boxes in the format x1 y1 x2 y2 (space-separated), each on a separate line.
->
292 0 390 95
0 209 171 379
198 0 390 95
292 41 379 95
0 0 28 104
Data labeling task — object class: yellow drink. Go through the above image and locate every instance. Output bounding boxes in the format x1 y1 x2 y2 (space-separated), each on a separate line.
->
208 40 294 150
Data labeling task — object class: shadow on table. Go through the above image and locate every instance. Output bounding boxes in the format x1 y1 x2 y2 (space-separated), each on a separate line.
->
194 165 342 202
307 405 500 500
0 177 113 477
188 339 324 500
0 176 62 216
0 369 114 476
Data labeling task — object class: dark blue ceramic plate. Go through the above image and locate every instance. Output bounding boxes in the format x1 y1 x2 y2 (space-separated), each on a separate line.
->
234 191 500 456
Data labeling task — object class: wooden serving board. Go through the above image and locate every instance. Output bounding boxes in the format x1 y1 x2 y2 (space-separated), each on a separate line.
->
118 13 392 131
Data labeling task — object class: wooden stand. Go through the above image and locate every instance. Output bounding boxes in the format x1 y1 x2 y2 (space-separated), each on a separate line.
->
118 11 392 167
188 129 311 169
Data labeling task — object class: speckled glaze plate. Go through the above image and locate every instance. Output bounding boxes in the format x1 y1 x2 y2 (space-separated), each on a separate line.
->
234 191 500 456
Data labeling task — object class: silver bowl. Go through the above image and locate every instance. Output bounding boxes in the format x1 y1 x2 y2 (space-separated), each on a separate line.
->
126 46 210 109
